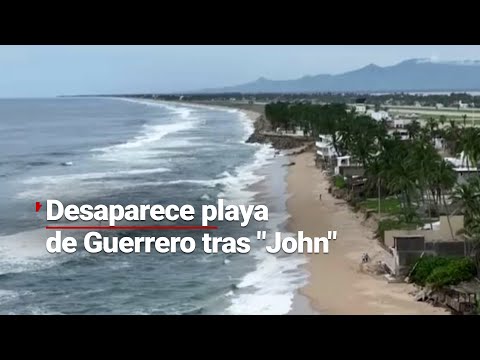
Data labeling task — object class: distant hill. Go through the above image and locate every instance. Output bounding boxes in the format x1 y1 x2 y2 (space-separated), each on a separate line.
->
199 59 480 93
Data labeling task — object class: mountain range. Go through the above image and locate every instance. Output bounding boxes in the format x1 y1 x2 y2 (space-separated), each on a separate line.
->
199 59 480 93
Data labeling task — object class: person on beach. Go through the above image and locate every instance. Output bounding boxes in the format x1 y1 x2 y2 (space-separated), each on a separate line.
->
319 194 322 201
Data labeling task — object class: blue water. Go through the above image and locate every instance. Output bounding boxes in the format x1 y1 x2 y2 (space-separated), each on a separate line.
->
0 98 307 314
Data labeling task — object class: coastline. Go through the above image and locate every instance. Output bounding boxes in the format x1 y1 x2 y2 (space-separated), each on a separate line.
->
157 99 448 315
285 151 448 315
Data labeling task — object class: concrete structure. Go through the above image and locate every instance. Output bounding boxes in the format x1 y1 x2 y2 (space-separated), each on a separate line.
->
334 156 352 175
384 216 467 276
278 127 306 137
315 134 337 160
445 152 478 184
339 166 365 178
384 216 464 249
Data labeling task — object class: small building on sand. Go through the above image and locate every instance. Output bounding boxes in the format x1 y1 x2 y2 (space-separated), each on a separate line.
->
384 216 467 277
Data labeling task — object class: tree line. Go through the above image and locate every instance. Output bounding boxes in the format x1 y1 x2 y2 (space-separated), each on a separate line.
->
265 102 480 258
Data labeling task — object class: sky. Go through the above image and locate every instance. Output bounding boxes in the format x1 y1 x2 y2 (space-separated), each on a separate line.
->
1 45 480 97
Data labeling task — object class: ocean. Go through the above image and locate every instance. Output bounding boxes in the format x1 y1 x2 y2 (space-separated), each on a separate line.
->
0 97 307 315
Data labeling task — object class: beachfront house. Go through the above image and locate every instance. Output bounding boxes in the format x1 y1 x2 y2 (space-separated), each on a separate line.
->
445 152 479 184
334 156 352 176
316 134 337 160
384 216 467 277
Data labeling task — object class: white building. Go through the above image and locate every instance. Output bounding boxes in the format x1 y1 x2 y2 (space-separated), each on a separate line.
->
392 118 413 129
354 104 367 114
367 110 391 122
316 134 337 159
334 156 352 175
388 128 409 141
277 126 306 137
445 152 478 184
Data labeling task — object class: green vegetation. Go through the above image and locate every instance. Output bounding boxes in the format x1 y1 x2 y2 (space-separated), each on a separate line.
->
136 92 480 108
410 256 476 289
334 176 346 189
264 101 480 276
359 198 402 215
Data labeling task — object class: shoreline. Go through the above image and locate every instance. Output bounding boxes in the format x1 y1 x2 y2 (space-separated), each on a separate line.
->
156 99 447 314
286 151 448 315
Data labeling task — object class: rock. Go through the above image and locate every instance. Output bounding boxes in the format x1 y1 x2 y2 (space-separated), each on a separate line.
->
415 289 428 302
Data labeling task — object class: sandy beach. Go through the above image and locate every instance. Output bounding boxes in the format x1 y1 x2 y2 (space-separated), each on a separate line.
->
287 151 448 315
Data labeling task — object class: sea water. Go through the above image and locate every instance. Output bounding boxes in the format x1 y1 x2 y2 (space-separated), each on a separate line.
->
0 97 307 315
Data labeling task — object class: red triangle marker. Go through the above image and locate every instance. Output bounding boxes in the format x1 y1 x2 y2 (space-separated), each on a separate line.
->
36 202 42 212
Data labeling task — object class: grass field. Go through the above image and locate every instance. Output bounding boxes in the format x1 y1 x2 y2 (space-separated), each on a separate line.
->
359 197 402 215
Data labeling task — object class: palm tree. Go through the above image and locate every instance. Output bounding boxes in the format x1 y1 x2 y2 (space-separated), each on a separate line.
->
443 120 461 157
459 127 480 175
429 160 457 241
439 115 447 128
426 117 438 138
451 177 480 231
451 177 480 256
405 119 421 140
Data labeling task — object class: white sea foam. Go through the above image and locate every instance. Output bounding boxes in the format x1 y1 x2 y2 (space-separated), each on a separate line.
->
226 250 307 315
92 121 198 163
222 151 309 315
0 290 20 305
17 167 172 200
226 216 308 315
0 228 69 276
92 98 201 164
23 167 171 185
221 144 274 203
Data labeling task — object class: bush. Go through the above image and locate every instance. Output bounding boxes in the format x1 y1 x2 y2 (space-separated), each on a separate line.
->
410 256 476 289
334 176 346 189
410 256 450 286
425 258 476 289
